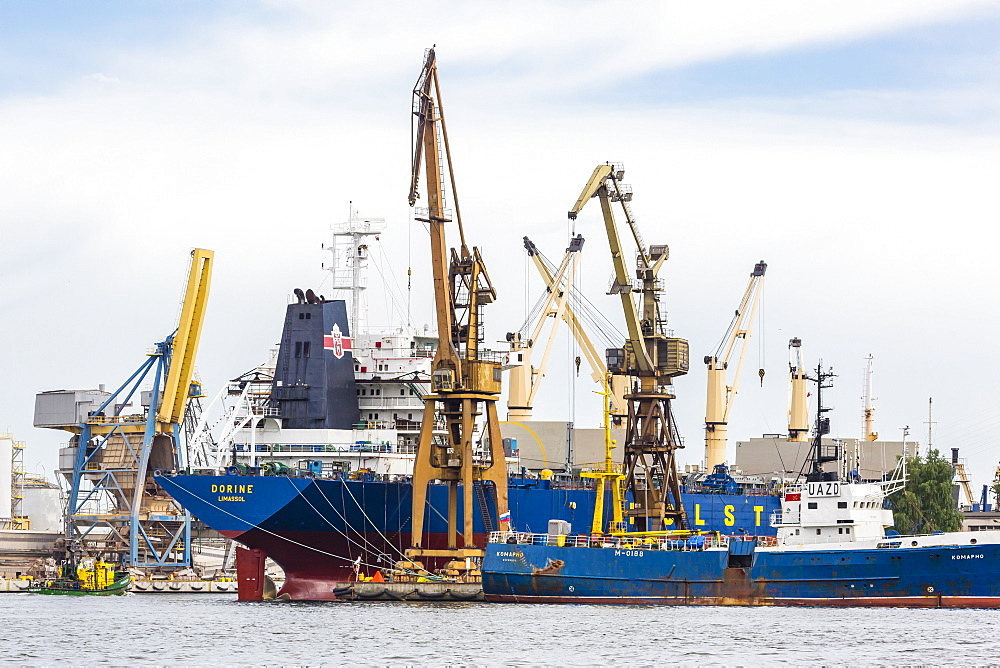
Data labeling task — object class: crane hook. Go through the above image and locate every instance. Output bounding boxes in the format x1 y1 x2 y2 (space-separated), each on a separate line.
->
758 368 765 386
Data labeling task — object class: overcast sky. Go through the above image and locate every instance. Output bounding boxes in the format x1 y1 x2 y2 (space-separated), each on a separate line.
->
2 1 999 494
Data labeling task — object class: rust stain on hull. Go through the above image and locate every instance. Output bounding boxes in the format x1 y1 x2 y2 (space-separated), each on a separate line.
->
531 559 565 576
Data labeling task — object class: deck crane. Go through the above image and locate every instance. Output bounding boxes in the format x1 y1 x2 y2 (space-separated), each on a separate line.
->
861 355 878 441
568 163 690 531
704 261 766 469
401 48 508 575
36 249 213 569
787 338 810 442
506 236 629 423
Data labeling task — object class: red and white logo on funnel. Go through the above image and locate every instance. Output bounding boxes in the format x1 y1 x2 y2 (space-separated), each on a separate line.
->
323 323 352 359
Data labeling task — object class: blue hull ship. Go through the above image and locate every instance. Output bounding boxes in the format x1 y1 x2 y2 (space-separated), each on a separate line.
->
156 283 782 601
483 474 1000 607
157 472 779 600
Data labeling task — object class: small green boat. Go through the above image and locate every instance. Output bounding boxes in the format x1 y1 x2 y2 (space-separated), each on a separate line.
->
28 559 131 596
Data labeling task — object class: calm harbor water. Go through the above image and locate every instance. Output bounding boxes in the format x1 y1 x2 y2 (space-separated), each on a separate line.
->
1 593 998 665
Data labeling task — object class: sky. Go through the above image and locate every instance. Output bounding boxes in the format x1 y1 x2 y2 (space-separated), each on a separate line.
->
2 0 999 495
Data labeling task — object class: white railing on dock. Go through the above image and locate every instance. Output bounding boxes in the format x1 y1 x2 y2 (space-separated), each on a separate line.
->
488 531 730 552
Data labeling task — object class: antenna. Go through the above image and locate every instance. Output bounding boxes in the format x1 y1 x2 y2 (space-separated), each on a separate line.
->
925 397 936 456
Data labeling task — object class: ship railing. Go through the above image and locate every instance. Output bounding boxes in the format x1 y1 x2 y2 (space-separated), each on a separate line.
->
488 531 729 552
86 413 147 425
770 511 800 527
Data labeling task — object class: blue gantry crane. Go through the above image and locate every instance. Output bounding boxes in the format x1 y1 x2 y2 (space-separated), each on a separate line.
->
34 249 213 569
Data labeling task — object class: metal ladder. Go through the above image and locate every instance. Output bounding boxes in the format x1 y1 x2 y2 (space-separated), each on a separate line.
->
473 480 495 533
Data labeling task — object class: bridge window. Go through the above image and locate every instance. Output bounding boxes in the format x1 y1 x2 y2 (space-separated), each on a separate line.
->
807 502 817 509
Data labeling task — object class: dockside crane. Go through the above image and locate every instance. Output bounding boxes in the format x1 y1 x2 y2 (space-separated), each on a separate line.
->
568 163 690 531
401 48 508 575
704 261 766 469
507 236 629 423
36 249 213 569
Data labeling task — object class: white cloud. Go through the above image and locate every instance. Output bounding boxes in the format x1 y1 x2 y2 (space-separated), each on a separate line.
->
2 0 999 488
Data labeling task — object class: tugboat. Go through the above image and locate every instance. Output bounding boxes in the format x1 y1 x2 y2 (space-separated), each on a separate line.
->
29 558 131 596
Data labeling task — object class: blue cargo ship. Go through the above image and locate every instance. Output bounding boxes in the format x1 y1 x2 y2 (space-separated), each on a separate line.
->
157 280 779 600
157 471 778 600
483 466 1000 607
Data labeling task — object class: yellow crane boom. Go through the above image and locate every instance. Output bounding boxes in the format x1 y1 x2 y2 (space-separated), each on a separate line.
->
157 248 214 427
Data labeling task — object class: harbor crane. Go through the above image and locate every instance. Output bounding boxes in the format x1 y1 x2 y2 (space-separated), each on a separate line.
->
568 163 690 531
36 249 213 569
704 261 766 469
402 48 508 573
506 236 628 423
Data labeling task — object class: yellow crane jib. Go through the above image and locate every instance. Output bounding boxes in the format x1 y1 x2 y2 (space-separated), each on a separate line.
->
157 248 213 427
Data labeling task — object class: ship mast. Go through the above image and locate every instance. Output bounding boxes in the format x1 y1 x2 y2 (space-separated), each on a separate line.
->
802 361 838 482
402 48 509 573
327 210 386 337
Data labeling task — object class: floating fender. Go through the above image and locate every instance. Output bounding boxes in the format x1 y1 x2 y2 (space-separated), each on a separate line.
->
133 582 149 591
382 589 405 601
169 583 183 591
189 583 204 591
447 589 481 601
14 580 30 591
415 590 447 599
215 583 231 591
152 582 166 591
354 587 388 600
332 585 354 596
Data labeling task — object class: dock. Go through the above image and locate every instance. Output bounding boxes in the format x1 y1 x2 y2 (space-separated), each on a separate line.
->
0 577 238 593
316 581 484 602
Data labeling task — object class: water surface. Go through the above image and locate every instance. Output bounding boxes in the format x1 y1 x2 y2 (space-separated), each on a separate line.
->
1 593 996 665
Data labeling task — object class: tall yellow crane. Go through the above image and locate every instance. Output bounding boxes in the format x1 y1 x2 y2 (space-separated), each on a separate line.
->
568 163 690 531
704 261 766 469
403 48 508 572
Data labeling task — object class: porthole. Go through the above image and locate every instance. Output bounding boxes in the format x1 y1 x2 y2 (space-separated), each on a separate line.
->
971 538 978 545
911 541 918 547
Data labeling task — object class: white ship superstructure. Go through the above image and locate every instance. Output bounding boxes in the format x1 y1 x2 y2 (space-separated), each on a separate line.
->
192 215 437 477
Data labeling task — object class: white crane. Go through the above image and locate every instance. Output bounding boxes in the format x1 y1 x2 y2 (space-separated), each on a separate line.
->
704 261 766 469
507 236 628 422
